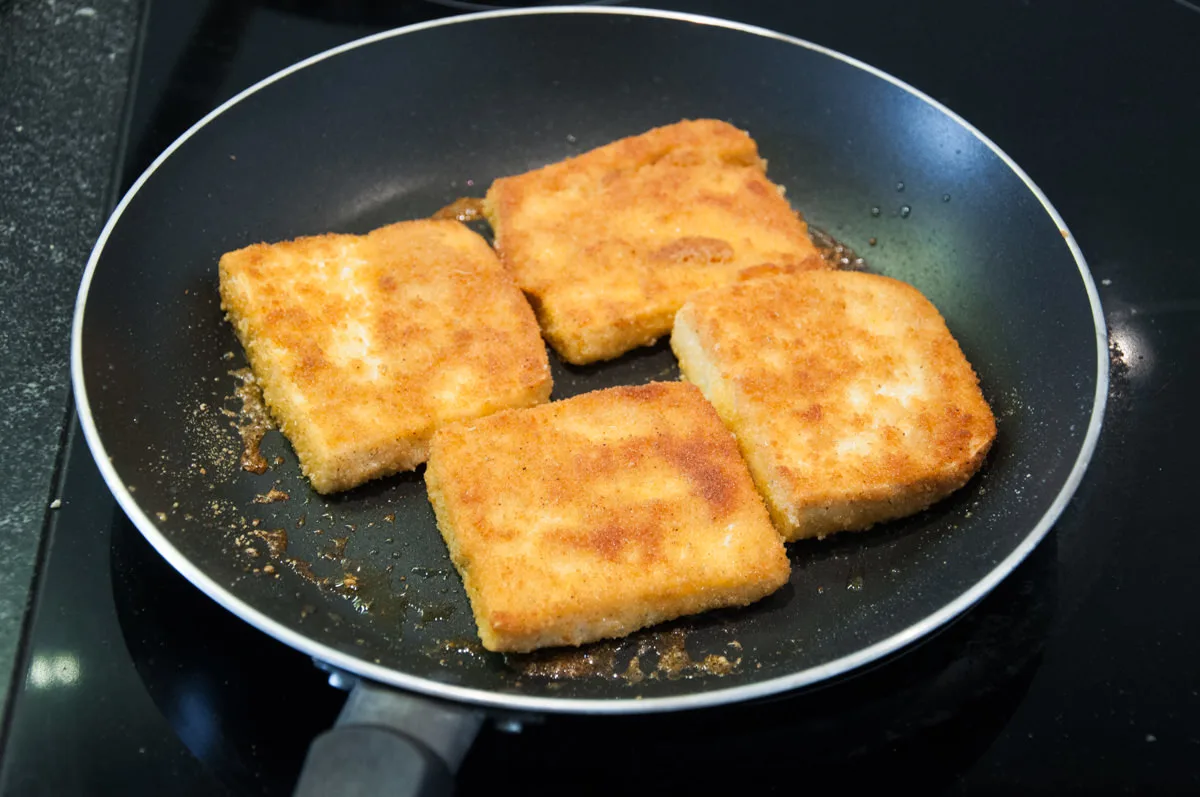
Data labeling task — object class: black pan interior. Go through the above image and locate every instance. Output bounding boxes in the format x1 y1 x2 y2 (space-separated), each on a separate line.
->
78 11 1100 705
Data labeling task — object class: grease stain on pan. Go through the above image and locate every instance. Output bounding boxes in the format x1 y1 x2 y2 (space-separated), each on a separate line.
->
808 225 869 271
253 487 289 503
193 369 413 620
230 367 274 474
431 196 486 222
501 627 745 684
251 528 288 558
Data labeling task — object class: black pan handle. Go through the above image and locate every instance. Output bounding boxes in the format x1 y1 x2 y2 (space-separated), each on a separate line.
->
294 678 484 797
295 725 453 797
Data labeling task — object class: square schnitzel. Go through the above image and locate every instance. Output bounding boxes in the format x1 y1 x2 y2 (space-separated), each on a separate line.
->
672 270 996 540
484 119 825 364
219 219 552 494
425 381 790 653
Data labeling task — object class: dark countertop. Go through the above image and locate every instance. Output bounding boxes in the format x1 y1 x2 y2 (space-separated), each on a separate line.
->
0 0 139 708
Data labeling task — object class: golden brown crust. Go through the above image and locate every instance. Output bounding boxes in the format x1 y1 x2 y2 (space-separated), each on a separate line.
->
672 270 997 541
218 219 552 493
484 119 826 364
425 382 790 652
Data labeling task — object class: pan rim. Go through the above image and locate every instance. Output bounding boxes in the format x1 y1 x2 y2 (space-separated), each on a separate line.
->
70 5 1109 715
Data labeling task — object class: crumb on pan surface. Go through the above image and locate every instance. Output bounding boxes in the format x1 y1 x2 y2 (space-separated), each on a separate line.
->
218 219 552 494
672 270 997 541
425 381 790 653
484 118 825 365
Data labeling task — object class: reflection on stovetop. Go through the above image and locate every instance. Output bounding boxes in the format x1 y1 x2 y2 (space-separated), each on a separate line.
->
111 485 1056 794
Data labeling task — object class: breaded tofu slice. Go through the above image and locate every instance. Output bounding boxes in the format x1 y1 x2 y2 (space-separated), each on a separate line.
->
425 382 790 653
672 270 996 541
219 220 552 494
483 119 826 365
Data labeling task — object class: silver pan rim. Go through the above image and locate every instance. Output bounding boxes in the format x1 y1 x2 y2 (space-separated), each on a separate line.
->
70 5 1109 716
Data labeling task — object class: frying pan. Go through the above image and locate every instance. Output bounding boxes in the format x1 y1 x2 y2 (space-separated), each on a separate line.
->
71 6 1107 794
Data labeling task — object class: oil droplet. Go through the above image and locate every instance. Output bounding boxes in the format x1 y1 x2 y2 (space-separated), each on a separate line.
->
847 575 864 592
942 193 951 202
896 181 905 192
899 205 912 219
870 206 881 217
411 566 451 579
417 604 456 624
431 197 485 223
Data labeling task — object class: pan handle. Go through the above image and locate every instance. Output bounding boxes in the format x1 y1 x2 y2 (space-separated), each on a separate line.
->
294 678 484 797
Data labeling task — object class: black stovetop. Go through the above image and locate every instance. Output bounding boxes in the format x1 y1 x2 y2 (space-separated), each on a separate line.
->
3 1 1198 794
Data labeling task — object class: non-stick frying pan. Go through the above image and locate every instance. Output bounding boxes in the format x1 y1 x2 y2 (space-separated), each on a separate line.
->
71 7 1107 794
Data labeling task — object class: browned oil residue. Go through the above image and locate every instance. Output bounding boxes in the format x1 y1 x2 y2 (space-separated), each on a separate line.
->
285 557 328 587
510 646 618 680
431 197 485 223
623 655 645 684
655 629 691 678
252 528 288 558
502 626 744 682
700 654 736 676
808 225 868 271
230 368 273 473
253 488 289 504
332 573 372 613
323 536 349 560
650 631 744 679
